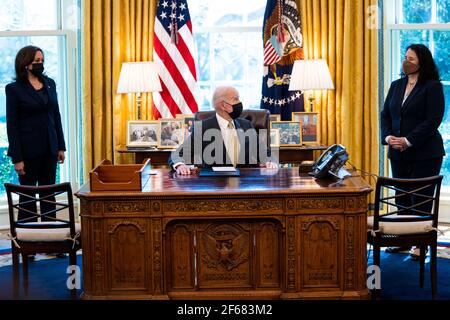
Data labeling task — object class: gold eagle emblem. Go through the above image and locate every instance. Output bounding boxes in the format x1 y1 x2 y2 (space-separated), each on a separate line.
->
201 224 248 271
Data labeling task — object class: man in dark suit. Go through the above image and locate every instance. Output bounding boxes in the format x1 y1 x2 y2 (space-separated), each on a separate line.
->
169 86 277 175
6 45 66 221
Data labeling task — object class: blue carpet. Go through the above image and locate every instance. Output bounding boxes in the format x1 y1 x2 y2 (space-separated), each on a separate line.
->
0 252 449 300
368 251 450 300
0 255 83 300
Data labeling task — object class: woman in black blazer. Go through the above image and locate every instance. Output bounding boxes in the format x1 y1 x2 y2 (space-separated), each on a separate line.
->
6 45 66 221
380 44 445 258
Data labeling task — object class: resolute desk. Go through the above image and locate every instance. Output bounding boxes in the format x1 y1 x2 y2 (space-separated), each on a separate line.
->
76 168 371 300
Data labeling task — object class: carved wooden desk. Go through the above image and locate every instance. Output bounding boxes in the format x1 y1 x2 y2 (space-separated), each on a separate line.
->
76 168 371 300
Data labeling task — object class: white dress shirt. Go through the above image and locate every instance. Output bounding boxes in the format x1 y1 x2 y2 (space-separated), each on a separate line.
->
216 113 239 166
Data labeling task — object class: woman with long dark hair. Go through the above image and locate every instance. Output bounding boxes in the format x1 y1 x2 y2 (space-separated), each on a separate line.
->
380 44 445 259
5 45 66 222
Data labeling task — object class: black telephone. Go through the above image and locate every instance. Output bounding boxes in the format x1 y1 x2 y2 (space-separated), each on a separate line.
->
309 144 350 179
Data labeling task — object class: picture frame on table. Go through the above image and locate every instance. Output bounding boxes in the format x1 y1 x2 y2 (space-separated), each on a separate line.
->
269 114 281 123
270 121 302 147
270 128 280 148
176 114 195 140
292 112 319 144
158 119 184 149
126 120 159 148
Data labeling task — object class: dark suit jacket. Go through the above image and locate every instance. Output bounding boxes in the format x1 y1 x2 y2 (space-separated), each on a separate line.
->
380 77 445 161
169 115 271 168
6 77 66 163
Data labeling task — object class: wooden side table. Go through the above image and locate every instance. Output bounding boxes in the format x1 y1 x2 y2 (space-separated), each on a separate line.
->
118 145 328 167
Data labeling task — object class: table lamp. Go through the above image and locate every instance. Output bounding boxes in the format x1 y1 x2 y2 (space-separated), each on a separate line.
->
117 61 162 120
288 59 334 112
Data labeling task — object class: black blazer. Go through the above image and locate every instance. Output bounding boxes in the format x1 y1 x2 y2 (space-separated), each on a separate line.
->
380 77 445 161
169 115 271 168
6 77 66 163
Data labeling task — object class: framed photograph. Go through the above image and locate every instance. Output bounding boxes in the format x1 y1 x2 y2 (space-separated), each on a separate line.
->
158 119 184 149
270 121 302 147
269 114 281 123
270 128 280 147
292 112 319 144
176 114 195 140
126 120 159 148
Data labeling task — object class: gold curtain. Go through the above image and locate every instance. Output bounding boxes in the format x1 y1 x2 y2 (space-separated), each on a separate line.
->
81 0 379 185
82 0 157 177
299 0 380 184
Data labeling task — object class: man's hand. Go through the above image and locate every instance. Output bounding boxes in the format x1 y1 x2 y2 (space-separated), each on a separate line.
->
14 161 25 175
175 164 192 175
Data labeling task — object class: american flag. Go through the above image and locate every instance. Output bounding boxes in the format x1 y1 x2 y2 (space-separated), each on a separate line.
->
263 37 282 66
152 0 198 119
261 0 304 121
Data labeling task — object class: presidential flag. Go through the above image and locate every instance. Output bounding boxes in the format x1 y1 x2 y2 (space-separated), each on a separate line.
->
153 0 198 119
261 0 304 120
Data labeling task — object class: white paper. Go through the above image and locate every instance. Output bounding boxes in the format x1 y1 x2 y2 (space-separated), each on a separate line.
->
212 167 237 172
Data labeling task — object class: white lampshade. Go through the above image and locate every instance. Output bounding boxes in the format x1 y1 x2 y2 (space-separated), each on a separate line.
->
289 59 334 91
117 61 162 94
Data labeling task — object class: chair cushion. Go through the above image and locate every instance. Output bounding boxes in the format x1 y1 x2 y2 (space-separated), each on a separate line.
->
16 222 81 242
367 215 434 235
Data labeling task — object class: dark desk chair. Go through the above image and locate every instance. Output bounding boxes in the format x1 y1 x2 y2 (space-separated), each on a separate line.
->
194 109 270 144
194 109 269 130
4 182 81 298
367 175 443 299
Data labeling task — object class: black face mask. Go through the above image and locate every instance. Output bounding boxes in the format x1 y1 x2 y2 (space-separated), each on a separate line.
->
228 102 243 120
30 63 44 77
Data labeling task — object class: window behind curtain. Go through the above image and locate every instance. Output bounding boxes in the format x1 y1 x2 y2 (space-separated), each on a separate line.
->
189 0 266 111
386 0 450 186
0 0 80 199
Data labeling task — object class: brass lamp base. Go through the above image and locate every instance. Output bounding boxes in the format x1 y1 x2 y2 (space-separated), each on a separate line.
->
307 93 315 112
136 92 142 120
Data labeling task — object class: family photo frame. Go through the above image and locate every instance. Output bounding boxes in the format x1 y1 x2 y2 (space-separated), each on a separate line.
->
270 121 302 147
176 114 195 140
126 120 159 148
270 128 280 147
292 112 320 145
